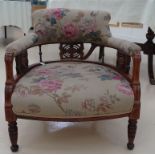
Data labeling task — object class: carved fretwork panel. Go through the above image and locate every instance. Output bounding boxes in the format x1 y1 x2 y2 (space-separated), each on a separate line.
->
59 43 84 59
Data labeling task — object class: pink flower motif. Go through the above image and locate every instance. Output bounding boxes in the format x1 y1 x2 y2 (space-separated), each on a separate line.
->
53 8 63 20
45 8 63 21
113 75 122 80
63 23 79 38
36 68 54 75
117 84 133 96
39 79 62 92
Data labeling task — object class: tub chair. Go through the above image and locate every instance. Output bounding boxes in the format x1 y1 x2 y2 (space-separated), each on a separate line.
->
5 8 141 152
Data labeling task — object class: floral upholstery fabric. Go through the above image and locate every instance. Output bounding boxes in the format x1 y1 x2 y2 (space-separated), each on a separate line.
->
6 8 141 55
5 8 141 57
12 62 134 118
106 37 141 56
32 8 112 44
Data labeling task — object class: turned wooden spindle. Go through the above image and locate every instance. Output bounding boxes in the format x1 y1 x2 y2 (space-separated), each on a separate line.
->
127 119 137 150
8 122 19 152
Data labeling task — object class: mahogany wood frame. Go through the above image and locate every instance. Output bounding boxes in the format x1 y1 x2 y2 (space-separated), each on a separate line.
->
5 42 141 152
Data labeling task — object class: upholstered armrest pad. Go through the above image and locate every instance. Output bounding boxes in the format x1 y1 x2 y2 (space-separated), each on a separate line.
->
106 37 141 56
6 33 38 56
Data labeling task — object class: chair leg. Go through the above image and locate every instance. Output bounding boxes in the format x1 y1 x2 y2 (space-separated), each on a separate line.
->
8 121 19 152
127 119 137 150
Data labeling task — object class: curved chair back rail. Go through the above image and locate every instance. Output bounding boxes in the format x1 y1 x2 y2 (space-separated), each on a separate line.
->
4 8 141 152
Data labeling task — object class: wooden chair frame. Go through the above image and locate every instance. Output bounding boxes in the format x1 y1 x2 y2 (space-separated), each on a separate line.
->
5 41 141 152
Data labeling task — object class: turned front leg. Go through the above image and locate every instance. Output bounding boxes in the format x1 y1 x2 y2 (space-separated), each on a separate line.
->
8 121 19 152
127 119 137 150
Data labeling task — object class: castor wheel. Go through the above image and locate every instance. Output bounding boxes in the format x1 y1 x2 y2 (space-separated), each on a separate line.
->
127 143 134 150
10 144 19 152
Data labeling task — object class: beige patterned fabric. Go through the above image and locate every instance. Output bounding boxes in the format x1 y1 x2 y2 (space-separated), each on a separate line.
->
106 37 141 56
6 33 38 56
32 8 111 44
12 62 134 118
5 8 141 56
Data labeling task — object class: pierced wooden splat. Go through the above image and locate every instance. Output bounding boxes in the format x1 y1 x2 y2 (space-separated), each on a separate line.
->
59 43 84 59
59 43 97 60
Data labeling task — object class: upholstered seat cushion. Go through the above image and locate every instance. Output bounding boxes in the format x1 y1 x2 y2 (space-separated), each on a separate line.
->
12 62 134 118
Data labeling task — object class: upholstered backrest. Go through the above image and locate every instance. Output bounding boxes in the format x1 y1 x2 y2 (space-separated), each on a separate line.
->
32 8 112 44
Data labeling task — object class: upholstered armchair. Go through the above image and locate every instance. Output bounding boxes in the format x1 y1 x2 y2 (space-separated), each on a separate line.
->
5 8 141 152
